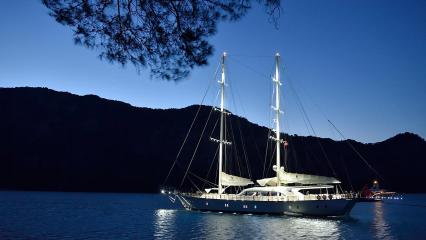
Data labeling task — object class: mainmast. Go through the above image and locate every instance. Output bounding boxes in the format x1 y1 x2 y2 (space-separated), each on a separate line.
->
273 53 282 186
218 52 226 194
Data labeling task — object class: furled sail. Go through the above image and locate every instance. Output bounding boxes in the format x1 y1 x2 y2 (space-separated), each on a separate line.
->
220 172 253 186
257 165 341 186
256 177 277 187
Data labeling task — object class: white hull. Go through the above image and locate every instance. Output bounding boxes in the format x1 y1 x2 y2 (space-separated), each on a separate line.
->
177 194 356 217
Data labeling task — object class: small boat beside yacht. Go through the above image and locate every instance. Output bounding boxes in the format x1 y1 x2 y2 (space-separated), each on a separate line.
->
359 180 401 202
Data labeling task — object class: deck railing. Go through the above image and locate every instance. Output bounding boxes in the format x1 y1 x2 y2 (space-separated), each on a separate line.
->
180 192 358 202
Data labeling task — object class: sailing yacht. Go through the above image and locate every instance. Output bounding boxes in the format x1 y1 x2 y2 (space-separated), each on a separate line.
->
169 52 357 217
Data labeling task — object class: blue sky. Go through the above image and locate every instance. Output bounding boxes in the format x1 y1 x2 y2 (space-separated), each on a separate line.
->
1 0 425 143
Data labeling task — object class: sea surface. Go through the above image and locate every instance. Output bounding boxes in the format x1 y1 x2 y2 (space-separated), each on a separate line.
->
0 191 425 240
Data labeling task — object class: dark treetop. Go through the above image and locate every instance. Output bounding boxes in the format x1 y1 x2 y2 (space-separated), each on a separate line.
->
42 0 280 81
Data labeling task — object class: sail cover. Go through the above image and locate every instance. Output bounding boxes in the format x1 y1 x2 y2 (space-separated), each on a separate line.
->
257 166 340 186
221 172 253 186
256 177 277 187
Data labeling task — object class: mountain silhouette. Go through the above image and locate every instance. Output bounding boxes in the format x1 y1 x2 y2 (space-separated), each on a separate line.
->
0 87 425 193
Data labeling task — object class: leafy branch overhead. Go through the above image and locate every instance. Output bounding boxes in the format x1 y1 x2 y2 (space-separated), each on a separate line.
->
42 0 280 81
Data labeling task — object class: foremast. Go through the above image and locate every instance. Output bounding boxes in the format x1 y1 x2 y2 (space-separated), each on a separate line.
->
218 52 227 194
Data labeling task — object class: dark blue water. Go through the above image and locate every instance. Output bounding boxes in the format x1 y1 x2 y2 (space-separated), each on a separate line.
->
0 191 425 239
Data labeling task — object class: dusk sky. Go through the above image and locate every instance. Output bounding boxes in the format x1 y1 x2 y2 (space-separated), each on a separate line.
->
1 0 425 143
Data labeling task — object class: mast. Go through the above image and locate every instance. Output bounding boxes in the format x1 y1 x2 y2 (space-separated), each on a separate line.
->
274 53 281 186
218 52 226 194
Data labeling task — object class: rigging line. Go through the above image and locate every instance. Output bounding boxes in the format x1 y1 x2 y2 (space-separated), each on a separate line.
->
227 76 252 179
179 105 215 188
341 156 354 191
186 175 202 192
236 118 252 179
282 62 337 137
266 143 277 177
228 57 271 80
214 158 219 187
202 145 220 189
289 136 298 171
263 73 276 178
163 62 220 185
262 128 272 178
225 71 241 177
283 136 288 171
289 88 312 136
282 68 311 135
238 115 255 179
188 171 217 187
328 119 385 181
231 54 272 58
209 116 220 139
283 65 338 174
208 90 221 139
279 68 291 172
338 184 345 194
171 155 217 188
284 68 357 183
285 71 337 177
224 109 227 172
226 116 237 176
249 127 264 175
212 88 221 112
262 129 271 178
226 116 237 172
228 115 244 179
284 64 331 127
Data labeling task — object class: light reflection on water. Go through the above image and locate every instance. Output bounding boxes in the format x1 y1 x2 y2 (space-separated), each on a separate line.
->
284 218 340 240
153 209 177 239
153 209 342 240
151 201 419 240
372 202 395 240
1 192 425 239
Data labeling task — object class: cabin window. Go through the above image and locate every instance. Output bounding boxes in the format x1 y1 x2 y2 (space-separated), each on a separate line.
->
246 192 258 196
299 189 323 195
242 191 256 196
